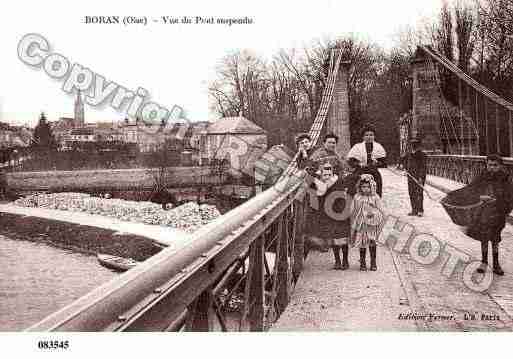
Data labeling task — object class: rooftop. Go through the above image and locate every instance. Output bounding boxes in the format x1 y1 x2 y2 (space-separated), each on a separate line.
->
207 115 265 135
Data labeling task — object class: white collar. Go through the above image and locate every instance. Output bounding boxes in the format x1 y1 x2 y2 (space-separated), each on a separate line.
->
314 174 339 196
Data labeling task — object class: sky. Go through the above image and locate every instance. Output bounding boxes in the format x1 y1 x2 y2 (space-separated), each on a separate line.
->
0 0 444 127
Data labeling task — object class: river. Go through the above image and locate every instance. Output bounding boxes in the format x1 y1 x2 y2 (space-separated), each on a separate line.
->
0 235 118 331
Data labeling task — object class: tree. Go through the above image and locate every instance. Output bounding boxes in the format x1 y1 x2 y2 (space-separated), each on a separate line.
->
209 49 309 148
147 143 177 210
455 0 477 73
476 0 513 100
432 1 456 62
32 112 57 152
209 36 385 149
419 0 513 101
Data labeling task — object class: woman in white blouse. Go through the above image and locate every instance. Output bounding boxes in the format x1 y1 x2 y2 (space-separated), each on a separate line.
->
346 125 387 197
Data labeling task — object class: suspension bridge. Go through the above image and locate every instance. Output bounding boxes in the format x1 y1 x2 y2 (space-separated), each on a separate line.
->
24 45 513 332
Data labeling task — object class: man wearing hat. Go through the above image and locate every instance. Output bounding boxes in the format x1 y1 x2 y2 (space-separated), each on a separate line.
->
406 138 427 216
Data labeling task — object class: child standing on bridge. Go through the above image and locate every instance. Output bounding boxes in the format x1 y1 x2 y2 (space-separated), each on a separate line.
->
328 158 361 269
350 174 386 271
460 154 513 275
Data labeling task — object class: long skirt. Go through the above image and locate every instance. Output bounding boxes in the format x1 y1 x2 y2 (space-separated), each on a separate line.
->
467 201 506 243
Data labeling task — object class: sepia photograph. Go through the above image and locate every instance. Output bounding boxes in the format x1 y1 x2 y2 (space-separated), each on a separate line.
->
1 0 513 357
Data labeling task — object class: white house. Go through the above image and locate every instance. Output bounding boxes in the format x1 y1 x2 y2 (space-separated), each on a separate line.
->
202 115 267 177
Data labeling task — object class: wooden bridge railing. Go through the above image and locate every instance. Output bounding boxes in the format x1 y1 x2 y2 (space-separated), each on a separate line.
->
426 154 513 184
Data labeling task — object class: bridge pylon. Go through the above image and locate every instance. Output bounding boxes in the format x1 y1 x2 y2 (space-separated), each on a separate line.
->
411 46 443 152
327 55 352 158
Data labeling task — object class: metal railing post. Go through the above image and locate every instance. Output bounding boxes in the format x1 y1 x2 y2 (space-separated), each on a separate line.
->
476 90 480 155
459 78 464 155
485 98 489 155
275 213 291 315
185 286 215 331
292 199 305 283
467 84 472 154
496 104 501 155
509 110 513 157
241 235 265 331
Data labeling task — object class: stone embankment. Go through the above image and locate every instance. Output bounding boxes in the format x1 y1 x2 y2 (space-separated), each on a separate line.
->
13 193 221 233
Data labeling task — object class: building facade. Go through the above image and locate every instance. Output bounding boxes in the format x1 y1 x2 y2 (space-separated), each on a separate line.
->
0 122 32 148
201 115 267 177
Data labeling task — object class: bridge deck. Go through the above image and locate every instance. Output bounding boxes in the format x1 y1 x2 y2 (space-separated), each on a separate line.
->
273 170 513 331
272 243 416 331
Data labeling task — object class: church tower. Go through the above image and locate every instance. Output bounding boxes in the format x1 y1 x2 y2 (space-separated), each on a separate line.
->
74 90 85 127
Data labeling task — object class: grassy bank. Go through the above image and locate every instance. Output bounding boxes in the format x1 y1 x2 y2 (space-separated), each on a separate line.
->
0 212 162 261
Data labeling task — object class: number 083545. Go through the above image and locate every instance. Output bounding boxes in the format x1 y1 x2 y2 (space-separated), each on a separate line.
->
37 340 69 350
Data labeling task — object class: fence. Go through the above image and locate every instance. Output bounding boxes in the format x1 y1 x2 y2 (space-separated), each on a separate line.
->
426 154 513 184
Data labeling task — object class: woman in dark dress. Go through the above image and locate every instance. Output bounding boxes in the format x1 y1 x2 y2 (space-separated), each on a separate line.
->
346 125 387 197
308 162 352 269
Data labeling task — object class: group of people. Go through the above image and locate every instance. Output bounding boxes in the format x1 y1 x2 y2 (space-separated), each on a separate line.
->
296 125 387 271
295 125 513 277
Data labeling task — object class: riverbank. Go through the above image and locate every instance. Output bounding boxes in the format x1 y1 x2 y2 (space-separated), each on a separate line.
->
0 201 192 247
0 212 161 261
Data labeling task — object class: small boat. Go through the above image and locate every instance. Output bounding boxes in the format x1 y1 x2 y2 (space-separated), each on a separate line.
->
97 253 139 272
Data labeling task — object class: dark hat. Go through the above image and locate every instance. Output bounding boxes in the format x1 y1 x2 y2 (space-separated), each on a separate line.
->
361 125 376 137
295 133 311 144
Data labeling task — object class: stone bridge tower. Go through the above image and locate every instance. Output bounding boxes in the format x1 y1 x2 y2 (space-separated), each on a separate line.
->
411 47 442 151
327 60 352 158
